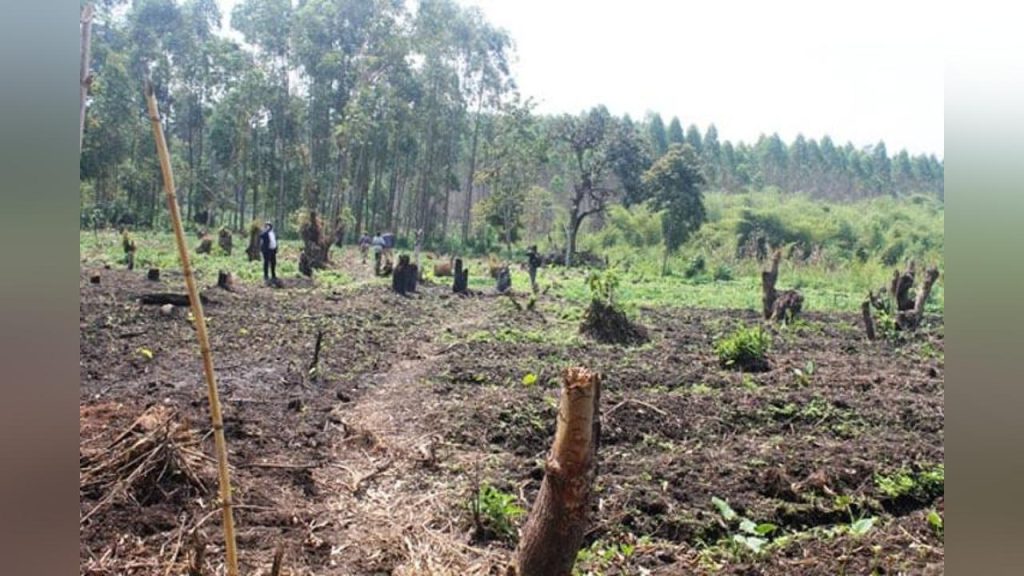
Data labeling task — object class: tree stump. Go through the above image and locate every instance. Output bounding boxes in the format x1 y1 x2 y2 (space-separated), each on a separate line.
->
516 367 601 576
218 228 233 255
299 251 314 278
861 298 876 341
246 223 261 262
770 289 804 323
761 250 802 323
495 266 511 293
89 274 101 285
217 270 234 291
761 250 781 320
391 255 417 296
891 262 917 312
453 259 469 295
196 236 213 255
147 268 160 282
896 266 940 330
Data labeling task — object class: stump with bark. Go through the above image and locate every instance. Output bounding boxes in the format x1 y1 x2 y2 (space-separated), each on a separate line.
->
770 289 804 323
862 262 941 338
217 271 234 291
299 210 331 270
516 367 601 576
147 268 160 282
453 259 470 295
495 266 511 293
196 236 213 255
761 250 803 323
391 254 418 296
897 266 940 330
245 222 261 262
299 250 314 278
218 228 233 255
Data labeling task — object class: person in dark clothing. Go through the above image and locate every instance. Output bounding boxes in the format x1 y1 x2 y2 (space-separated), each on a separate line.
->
526 245 542 294
259 221 278 285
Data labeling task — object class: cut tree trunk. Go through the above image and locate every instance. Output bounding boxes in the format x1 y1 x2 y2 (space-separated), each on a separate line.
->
861 298 876 341
218 229 233 255
197 237 213 254
217 271 234 291
770 290 804 323
516 367 601 576
897 266 940 330
246 226 261 262
761 250 781 320
391 254 417 296
147 268 160 282
892 261 917 312
453 259 469 295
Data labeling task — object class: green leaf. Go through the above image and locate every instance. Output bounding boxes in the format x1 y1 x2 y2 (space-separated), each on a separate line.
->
754 523 778 536
850 517 876 536
732 534 767 553
927 510 943 530
522 372 538 386
137 347 153 360
712 496 737 521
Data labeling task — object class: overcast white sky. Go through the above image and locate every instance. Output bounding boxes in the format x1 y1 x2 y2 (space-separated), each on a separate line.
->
216 0 944 157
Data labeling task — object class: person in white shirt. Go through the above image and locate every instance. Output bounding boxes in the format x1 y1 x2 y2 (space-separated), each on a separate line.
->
371 232 384 274
259 221 278 285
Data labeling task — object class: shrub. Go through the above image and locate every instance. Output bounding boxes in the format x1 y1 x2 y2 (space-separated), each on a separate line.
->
715 325 771 371
684 254 706 279
471 483 525 541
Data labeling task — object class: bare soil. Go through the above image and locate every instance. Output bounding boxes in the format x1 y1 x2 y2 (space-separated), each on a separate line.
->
80 249 943 575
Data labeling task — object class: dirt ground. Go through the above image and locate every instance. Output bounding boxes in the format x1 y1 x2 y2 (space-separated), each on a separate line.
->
80 249 944 575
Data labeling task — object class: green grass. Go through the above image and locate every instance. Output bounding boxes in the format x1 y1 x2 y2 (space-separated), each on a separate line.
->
81 230 357 289
83 188 945 318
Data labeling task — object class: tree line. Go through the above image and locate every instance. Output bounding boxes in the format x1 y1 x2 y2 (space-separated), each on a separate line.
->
80 0 944 254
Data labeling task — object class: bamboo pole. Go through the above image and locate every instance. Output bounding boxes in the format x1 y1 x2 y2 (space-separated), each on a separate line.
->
145 82 239 576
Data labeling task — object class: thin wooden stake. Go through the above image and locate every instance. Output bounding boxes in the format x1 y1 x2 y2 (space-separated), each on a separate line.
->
145 82 239 576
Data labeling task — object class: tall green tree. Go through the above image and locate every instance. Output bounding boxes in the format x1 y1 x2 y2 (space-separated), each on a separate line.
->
646 113 668 157
641 143 707 275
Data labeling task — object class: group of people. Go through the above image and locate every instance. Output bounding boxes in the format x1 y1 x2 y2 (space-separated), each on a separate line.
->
256 222 545 293
358 231 395 275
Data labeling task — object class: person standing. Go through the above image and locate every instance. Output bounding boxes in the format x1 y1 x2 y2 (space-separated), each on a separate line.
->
371 231 385 275
259 221 278 285
358 233 371 264
526 245 542 294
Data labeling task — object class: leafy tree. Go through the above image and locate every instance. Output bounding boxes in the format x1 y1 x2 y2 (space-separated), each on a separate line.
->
551 107 650 265
641 144 707 274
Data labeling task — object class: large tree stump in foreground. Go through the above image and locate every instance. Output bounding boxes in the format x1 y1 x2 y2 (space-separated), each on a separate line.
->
516 367 601 576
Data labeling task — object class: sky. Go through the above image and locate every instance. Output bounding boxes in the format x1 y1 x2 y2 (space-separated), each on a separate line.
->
215 0 944 157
